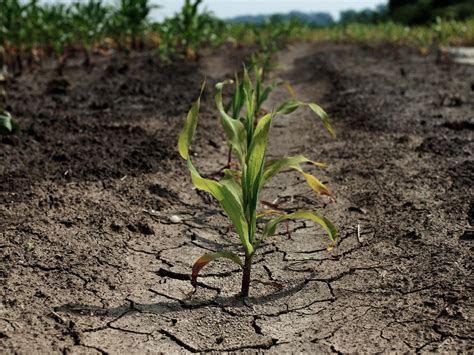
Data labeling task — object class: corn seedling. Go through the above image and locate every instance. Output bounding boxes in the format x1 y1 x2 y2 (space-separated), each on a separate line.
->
178 75 337 299
0 110 17 135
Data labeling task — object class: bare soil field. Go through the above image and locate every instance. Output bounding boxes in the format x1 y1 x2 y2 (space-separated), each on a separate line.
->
1 42 473 353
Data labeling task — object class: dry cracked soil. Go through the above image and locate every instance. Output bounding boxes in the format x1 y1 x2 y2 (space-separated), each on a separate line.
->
1 42 473 353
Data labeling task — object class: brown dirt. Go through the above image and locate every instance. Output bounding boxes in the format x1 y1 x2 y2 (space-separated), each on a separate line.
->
1 42 473 353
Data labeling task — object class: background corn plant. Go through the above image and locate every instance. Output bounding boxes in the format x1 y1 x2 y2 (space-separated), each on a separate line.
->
114 0 154 50
178 67 338 298
157 0 226 61
0 110 17 135
71 0 109 66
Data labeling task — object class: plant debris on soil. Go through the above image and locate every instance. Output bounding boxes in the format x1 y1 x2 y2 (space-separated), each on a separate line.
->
1 43 473 353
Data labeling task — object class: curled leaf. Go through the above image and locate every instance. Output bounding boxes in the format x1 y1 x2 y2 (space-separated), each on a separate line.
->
263 155 326 185
296 167 332 197
274 100 335 138
307 103 335 138
191 251 243 289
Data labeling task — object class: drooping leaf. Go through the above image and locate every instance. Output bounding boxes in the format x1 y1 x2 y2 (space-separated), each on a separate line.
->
308 103 335 138
292 165 332 197
191 251 243 288
178 84 252 255
258 211 338 246
262 155 326 184
187 159 253 255
276 100 300 115
274 101 336 138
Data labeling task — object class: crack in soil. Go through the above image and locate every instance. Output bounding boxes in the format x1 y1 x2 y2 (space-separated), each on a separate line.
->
2 43 473 352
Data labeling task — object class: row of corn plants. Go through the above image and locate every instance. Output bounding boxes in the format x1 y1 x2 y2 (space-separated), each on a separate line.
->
178 47 338 298
2 0 473 75
302 18 474 50
0 0 223 74
1 0 153 74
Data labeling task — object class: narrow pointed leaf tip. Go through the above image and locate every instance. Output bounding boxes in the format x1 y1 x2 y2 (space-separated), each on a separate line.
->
307 103 336 138
178 82 206 160
191 251 243 288
274 101 336 138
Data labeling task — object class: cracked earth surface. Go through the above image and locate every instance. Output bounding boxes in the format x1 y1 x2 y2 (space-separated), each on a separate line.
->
1 43 473 353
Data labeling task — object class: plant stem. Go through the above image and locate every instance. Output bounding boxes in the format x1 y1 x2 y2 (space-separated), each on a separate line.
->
241 254 253 298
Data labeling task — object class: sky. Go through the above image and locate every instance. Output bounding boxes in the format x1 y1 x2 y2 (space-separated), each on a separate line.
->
43 1 387 21
153 0 387 20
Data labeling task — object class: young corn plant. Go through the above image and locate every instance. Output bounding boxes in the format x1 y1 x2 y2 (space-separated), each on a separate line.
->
0 110 18 135
178 77 337 299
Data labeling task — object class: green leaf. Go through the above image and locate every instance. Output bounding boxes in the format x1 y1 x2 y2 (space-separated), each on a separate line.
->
276 100 300 115
257 85 273 110
192 251 243 288
231 73 245 120
246 113 273 197
221 173 243 206
258 211 338 246
244 113 273 239
178 82 205 160
308 103 335 138
262 155 326 184
274 101 336 138
186 159 253 256
0 111 18 135
215 80 247 163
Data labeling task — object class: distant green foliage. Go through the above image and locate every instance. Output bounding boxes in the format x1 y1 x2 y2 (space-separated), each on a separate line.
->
0 0 473 75
71 0 109 62
306 18 474 48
